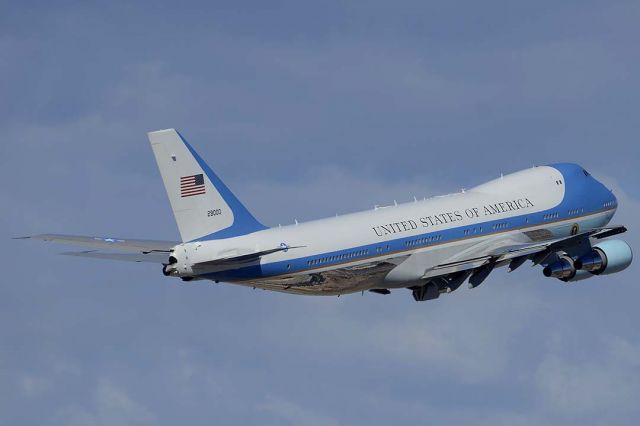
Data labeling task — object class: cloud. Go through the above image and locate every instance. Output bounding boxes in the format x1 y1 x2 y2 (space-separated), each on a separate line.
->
257 395 339 426
533 336 640 421
253 275 544 386
18 374 52 398
242 163 452 225
55 380 155 426
2 2 640 426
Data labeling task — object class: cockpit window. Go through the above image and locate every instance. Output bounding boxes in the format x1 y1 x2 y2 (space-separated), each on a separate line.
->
583 169 590 176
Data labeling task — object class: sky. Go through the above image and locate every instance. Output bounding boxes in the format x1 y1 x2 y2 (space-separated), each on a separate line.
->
2 1 640 425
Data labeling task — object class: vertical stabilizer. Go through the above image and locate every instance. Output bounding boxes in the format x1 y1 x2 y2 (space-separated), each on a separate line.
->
148 129 267 242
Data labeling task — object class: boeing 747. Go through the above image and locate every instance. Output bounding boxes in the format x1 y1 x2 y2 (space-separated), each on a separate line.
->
19 129 632 301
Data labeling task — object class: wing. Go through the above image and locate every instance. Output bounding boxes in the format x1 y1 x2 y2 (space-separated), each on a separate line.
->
386 225 627 300
15 234 178 253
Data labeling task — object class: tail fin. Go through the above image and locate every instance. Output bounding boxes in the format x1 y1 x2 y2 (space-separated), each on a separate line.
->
148 129 267 242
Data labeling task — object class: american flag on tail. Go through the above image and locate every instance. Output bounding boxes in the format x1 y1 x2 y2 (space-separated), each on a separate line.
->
180 174 206 197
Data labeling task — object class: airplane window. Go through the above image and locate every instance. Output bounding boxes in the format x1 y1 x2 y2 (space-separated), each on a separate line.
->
583 169 590 176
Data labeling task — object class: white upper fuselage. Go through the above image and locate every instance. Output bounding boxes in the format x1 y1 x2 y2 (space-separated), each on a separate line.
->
169 163 617 295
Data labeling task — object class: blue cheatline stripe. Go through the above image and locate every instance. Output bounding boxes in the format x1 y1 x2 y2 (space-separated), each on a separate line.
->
200 163 618 282
177 131 268 241
203 208 615 283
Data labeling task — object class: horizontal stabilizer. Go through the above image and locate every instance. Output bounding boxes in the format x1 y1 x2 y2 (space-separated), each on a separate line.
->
62 251 169 263
193 245 305 267
18 234 178 253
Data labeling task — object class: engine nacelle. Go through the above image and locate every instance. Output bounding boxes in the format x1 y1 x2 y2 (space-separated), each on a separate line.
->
575 239 633 276
564 269 595 282
543 255 576 280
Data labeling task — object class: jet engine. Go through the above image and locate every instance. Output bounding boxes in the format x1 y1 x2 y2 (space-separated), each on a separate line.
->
574 239 633 276
543 255 576 280
543 239 632 282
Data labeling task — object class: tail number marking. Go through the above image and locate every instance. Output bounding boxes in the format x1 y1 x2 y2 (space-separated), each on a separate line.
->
207 209 222 217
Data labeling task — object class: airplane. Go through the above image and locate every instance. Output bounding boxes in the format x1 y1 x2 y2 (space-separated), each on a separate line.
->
18 129 633 301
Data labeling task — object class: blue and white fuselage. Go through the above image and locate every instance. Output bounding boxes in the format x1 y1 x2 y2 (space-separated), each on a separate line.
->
170 161 619 295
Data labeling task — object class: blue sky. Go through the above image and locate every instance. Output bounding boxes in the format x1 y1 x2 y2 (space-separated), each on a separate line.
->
2 1 640 425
